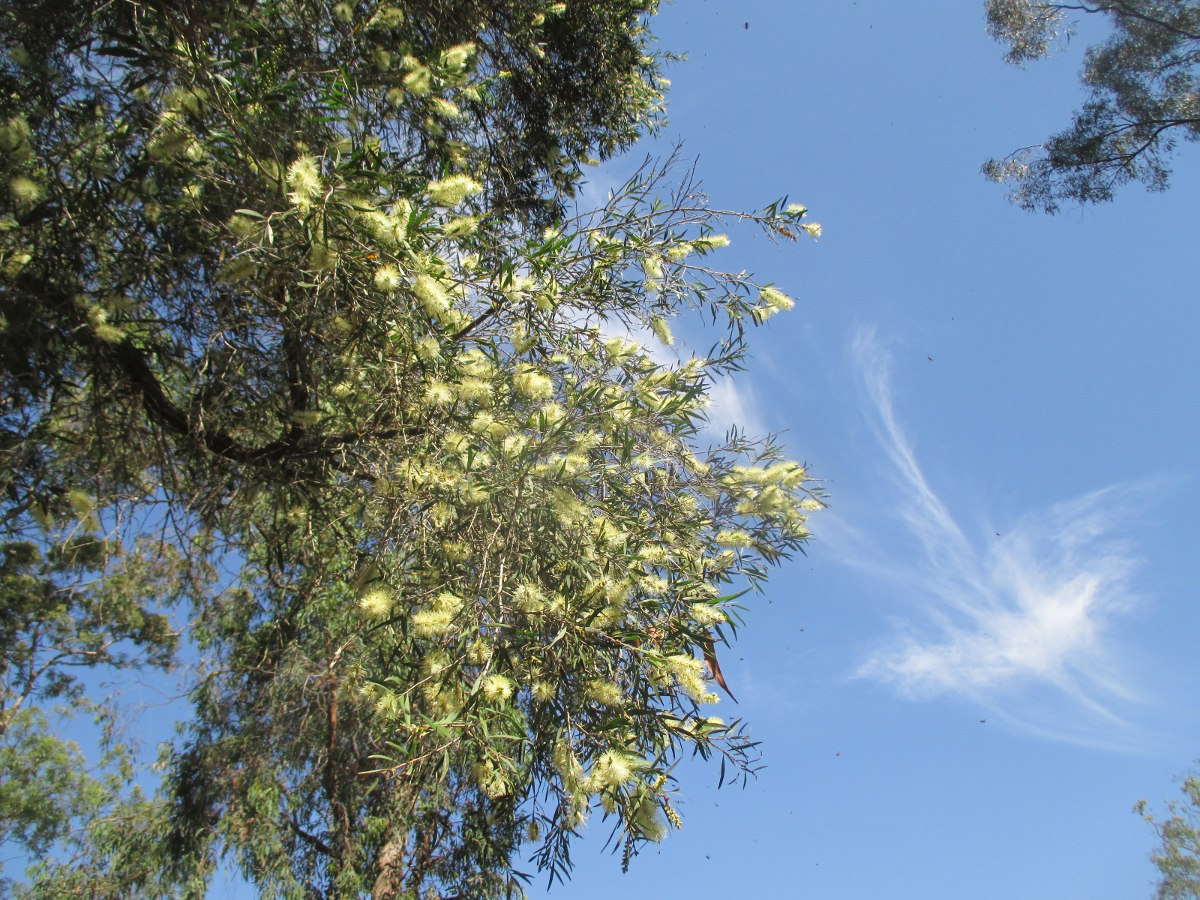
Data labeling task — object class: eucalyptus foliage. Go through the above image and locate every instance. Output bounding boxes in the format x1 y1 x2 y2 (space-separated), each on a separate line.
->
0 1 821 896
1137 765 1200 899
985 0 1200 211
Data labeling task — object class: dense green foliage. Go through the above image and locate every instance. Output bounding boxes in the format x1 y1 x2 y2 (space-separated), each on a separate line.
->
0 1 820 896
1138 765 1200 899
985 0 1200 211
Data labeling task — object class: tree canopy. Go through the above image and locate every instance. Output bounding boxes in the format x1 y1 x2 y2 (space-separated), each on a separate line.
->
1137 764 1200 899
984 0 1200 211
0 1 821 896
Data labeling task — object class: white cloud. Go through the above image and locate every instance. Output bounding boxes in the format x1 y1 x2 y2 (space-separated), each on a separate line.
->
592 317 769 441
703 375 767 439
845 327 1148 746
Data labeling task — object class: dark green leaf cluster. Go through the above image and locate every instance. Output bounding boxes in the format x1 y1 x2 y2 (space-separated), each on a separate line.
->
984 0 1200 211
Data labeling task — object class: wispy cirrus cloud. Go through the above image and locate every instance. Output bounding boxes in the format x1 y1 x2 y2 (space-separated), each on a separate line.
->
844 327 1149 747
703 375 767 440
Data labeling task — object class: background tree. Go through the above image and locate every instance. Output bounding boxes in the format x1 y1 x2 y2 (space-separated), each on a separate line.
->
1137 764 1200 899
0 534 202 893
984 0 1200 211
0 1 821 896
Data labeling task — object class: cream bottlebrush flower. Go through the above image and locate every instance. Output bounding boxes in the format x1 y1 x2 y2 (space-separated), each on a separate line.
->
648 315 673 346
291 409 323 427
286 155 322 206
460 481 489 505
218 255 257 283
403 65 432 96
483 417 508 441
413 590 465 636
0 116 32 154
66 489 94 516
603 336 638 361
532 681 555 703
538 402 566 426
630 796 669 842
422 650 452 680
590 753 653 801
763 461 808 488
439 43 476 72
430 501 456 528
665 654 718 704
593 605 625 629
561 453 588 475
426 174 482 206
501 433 529 458
228 211 264 238
430 97 461 119
714 529 753 548
786 202 807 215
802 222 822 239
9 176 42 207
664 241 693 262
364 208 407 247
373 264 402 290
441 215 477 238
457 348 494 378
469 411 496 435
424 380 455 407
586 679 625 707
756 285 795 319
441 539 470 562
501 273 534 302
549 488 587 526
443 431 470 455
372 5 404 27
410 607 451 633
571 430 602 454
415 334 442 362
456 377 492 403
553 742 583 786
587 751 637 792
512 323 537 354
689 603 728 627
512 582 546 613
359 586 394 618
413 274 450 317
693 233 730 251
513 363 553 400
482 674 514 702
475 761 512 799
308 244 338 271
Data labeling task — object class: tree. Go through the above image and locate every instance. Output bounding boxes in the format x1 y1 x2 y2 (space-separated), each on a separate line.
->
1137 764 1200 899
0 535 201 893
0 1 821 896
984 0 1200 212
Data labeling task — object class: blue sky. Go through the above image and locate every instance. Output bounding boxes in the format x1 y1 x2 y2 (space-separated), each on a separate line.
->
551 2 1200 898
